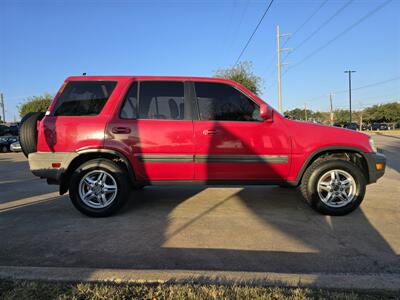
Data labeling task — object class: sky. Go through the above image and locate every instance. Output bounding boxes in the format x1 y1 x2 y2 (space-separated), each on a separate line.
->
0 0 399 122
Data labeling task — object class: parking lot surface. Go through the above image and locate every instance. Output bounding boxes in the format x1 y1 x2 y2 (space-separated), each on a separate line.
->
0 134 399 278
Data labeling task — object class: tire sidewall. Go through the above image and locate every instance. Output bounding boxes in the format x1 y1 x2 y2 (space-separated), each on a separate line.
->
19 112 45 158
307 160 366 215
69 159 129 217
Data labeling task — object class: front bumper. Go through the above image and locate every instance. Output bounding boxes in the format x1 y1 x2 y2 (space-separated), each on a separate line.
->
364 152 386 183
28 152 79 183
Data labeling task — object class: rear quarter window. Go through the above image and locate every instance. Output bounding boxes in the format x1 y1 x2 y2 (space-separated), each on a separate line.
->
54 81 117 116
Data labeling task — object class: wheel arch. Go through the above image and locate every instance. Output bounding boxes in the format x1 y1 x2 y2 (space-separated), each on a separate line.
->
59 149 136 195
295 146 370 186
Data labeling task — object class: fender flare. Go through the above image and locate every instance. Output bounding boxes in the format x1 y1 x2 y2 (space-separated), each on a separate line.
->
59 149 136 194
294 145 369 185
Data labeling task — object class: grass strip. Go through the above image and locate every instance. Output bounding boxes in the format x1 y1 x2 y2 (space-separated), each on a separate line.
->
0 279 398 300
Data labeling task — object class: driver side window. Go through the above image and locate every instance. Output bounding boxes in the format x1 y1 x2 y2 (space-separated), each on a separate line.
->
194 82 261 121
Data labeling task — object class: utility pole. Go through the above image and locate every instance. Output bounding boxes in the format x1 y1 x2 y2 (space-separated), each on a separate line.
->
344 70 356 123
304 103 308 121
276 25 291 113
0 93 5 124
329 92 334 125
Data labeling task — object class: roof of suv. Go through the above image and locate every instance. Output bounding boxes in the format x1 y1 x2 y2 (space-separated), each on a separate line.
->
65 75 239 85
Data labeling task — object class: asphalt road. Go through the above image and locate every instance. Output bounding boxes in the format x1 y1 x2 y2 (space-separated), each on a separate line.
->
0 134 399 278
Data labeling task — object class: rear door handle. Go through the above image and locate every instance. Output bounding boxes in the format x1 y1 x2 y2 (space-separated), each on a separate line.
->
203 129 219 136
112 127 131 134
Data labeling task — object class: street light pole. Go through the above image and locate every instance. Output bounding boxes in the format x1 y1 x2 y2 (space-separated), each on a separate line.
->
0 93 5 123
344 70 356 123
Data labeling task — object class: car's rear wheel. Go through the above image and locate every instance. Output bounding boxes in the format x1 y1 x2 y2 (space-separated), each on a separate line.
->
300 157 366 216
19 112 45 158
1 145 8 153
69 159 130 217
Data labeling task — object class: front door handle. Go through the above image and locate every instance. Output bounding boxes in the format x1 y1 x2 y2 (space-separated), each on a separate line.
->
203 129 219 136
112 127 131 134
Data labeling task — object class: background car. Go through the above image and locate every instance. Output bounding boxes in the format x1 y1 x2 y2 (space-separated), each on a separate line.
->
9 125 19 136
0 136 19 153
371 123 388 130
0 125 11 136
10 141 22 152
361 124 371 131
343 122 359 130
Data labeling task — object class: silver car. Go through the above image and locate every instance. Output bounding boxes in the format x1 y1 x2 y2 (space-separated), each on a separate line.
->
10 141 22 152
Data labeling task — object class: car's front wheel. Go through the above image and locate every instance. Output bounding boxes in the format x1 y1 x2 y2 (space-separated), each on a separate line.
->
300 157 366 216
69 159 130 217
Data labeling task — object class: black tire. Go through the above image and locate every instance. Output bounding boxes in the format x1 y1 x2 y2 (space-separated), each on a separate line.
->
20 112 38 125
300 157 366 216
1 145 8 153
69 159 130 217
19 112 45 158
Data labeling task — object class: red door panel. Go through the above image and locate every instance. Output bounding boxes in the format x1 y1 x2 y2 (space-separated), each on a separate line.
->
105 119 195 181
194 119 291 180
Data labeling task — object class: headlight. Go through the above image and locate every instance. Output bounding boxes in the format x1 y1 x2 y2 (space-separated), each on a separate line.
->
369 137 377 153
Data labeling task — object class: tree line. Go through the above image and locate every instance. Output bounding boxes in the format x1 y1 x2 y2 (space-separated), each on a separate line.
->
284 102 400 125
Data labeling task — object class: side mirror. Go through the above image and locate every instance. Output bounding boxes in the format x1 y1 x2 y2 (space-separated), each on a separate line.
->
260 103 273 122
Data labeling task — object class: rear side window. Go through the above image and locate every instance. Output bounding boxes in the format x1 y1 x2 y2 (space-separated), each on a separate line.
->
120 81 186 120
195 82 261 121
139 81 185 120
54 81 117 116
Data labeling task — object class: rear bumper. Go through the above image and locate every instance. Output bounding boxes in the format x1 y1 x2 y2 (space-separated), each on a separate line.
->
28 152 78 183
364 152 386 183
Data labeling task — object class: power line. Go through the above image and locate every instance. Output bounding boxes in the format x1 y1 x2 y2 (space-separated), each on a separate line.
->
280 0 329 64
335 97 399 110
292 0 329 39
302 75 400 103
234 0 275 65
229 0 251 50
264 0 328 79
287 0 393 71
338 76 400 94
290 0 354 54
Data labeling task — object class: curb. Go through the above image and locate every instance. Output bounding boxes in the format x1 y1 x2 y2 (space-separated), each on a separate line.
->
0 266 399 291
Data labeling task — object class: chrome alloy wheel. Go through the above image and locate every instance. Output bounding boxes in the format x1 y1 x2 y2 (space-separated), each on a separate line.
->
317 169 357 208
78 170 118 209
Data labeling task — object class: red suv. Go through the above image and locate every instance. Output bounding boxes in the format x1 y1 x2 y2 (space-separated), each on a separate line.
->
20 76 386 217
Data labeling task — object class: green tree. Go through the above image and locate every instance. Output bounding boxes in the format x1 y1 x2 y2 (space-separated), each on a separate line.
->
333 109 350 125
312 111 329 123
284 108 310 120
19 93 53 118
364 102 400 123
214 61 262 95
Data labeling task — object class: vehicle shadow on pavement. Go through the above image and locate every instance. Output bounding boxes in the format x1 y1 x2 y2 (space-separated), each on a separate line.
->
0 182 398 276
0 155 58 205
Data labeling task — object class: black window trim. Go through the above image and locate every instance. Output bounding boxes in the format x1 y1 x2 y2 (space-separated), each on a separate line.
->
191 81 263 123
119 81 140 120
52 80 118 117
118 80 193 121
